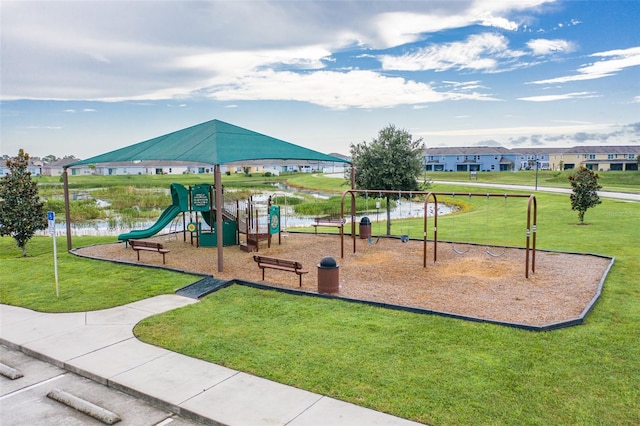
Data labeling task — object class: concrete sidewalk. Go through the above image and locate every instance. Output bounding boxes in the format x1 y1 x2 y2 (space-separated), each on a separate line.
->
432 180 640 201
1 295 423 425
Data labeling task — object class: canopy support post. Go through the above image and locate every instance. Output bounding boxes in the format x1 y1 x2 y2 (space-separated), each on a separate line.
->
215 165 224 272
63 167 72 251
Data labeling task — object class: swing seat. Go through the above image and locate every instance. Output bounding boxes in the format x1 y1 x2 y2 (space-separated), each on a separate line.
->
486 247 506 257
368 236 381 245
452 244 471 255
400 235 409 243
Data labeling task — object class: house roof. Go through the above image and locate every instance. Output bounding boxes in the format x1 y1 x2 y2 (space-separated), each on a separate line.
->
424 146 512 155
68 119 349 167
564 145 640 154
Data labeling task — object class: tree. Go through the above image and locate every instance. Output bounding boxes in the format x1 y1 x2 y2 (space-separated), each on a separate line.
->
349 125 425 235
0 149 48 256
568 165 602 224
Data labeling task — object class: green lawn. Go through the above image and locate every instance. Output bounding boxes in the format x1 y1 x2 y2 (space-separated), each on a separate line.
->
2 175 639 425
0 236 200 312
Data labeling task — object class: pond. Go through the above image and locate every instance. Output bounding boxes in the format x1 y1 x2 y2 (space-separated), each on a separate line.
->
42 188 455 237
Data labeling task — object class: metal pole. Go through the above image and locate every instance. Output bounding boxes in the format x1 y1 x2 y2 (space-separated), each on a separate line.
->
215 165 223 272
350 165 356 238
62 168 72 251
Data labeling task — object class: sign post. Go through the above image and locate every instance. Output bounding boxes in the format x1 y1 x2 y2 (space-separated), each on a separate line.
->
48 211 59 298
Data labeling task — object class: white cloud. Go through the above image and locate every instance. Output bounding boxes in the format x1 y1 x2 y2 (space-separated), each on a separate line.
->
64 108 96 112
378 33 525 72
203 69 498 109
371 12 473 48
529 46 640 84
174 46 332 77
518 91 599 101
527 39 576 55
26 126 63 130
418 123 616 137
0 0 557 104
480 16 519 31
370 0 554 47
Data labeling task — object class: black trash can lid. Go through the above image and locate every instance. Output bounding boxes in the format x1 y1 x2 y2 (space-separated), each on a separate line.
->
360 216 371 225
319 256 338 267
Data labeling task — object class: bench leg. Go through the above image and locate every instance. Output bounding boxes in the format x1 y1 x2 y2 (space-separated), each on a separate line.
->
299 274 302 287
162 253 166 264
136 251 140 261
262 268 265 281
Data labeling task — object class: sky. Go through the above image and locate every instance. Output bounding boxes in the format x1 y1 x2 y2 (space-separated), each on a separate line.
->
1 0 639 160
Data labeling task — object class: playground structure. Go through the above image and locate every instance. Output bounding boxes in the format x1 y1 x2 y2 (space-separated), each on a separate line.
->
237 195 282 252
117 183 283 251
340 190 538 278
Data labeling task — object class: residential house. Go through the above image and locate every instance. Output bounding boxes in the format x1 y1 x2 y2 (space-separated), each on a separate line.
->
42 157 82 177
508 148 566 171
558 146 640 171
423 147 515 172
0 157 42 177
423 145 639 172
225 159 321 176
65 160 216 176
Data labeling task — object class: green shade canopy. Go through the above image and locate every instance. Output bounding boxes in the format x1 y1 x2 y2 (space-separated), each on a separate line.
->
68 119 349 166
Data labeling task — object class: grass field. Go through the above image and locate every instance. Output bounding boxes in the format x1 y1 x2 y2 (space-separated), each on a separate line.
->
0 236 200 312
2 173 639 425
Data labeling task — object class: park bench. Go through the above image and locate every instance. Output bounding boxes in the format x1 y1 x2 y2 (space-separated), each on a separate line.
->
129 240 170 264
312 217 345 234
253 255 308 287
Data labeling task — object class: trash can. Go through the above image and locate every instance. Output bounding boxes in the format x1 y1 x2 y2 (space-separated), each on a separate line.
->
359 216 371 239
317 256 339 294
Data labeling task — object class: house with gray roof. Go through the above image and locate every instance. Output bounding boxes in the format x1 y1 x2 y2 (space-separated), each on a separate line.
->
423 145 639 172
558 145 640 171
423 146 515 172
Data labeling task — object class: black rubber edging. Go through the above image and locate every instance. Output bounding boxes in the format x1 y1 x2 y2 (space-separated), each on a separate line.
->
70 242 210 276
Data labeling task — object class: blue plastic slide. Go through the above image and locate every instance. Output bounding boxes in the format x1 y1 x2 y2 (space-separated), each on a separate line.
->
117 204 182 241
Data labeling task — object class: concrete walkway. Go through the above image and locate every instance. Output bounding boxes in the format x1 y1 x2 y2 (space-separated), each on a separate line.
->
1 295 423 425
432 180 640 202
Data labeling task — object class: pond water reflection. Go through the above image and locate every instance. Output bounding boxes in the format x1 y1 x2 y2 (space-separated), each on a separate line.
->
43 187 454 237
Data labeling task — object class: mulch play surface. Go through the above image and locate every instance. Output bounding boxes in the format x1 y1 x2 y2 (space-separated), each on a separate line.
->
76 232 611 328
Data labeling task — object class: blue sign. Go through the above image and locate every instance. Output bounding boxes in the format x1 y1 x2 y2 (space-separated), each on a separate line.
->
48 211 55 221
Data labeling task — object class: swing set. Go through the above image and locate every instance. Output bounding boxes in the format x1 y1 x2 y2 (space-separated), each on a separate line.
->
339 189 538 278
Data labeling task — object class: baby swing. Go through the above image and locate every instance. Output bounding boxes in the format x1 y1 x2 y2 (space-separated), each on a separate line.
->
451 193 472 255
399 191 411 243
366 191 382 245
